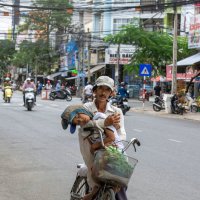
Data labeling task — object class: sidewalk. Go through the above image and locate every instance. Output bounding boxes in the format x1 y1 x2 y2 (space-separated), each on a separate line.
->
128 98 200 122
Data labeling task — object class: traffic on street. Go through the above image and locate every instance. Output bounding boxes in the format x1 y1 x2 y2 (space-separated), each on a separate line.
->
0 91 200 200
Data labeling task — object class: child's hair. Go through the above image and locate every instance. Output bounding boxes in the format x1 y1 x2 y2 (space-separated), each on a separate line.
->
61 104 93 133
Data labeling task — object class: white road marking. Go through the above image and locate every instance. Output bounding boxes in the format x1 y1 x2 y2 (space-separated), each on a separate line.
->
133 129 143 133
168 139 182 143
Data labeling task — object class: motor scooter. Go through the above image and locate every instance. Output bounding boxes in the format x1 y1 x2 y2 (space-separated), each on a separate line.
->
153 96 165 112
171 94 184 115
82 94 93 103
49 88 72 101
4 86 13 103
24 88 35 111
110 95 130 115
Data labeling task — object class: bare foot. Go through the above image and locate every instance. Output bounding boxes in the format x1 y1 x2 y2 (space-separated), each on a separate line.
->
82 186 99 200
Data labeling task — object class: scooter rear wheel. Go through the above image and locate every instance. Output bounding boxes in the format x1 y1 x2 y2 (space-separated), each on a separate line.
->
49 94 56 101
191 105 198 113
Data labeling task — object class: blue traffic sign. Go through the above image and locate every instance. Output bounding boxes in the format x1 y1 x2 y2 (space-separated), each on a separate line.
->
139 64 152 76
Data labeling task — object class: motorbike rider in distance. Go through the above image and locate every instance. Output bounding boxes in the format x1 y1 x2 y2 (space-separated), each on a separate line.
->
83 82 93 103
154 82 162 97
2 77 12 100
117 82 128 99
55 80 64 97
22 78 36 106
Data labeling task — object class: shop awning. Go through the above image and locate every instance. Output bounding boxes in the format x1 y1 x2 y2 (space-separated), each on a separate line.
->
65 76 78 80
170 52 200 66
86 65 105 75
151 76 167 82
47 72 62 80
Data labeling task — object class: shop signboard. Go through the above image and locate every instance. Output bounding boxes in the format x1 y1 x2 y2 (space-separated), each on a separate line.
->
188 14 200 49
105 45 135 64
166 65 199 81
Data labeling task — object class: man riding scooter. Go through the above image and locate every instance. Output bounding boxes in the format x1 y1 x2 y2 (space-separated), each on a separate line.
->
2 77 12 102
22 78 36 106
82 82 93 103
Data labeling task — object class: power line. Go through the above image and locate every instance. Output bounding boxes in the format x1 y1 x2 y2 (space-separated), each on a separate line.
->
0 0 199 13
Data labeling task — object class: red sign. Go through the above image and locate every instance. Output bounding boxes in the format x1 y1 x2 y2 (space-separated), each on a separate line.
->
166 65 199 81
109 58 131 64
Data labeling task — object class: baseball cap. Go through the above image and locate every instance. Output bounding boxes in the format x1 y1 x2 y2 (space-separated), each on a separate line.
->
93 76 114 91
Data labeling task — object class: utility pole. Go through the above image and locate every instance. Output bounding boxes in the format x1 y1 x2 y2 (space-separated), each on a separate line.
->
87 30 91 83
115 44 120 86
171 3 178 94
12 0 20 41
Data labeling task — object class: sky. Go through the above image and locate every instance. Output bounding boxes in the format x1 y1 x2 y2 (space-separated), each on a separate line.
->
0 0 31 39
0 0 13 39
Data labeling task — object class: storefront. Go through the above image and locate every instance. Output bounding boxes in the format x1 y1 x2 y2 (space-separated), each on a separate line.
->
167 52 200 97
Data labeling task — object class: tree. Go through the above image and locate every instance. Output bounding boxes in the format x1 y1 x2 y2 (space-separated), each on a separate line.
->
12 39 54 75
18 0 72 38
104 25 198 77
17 0 73 73
0 40 16 76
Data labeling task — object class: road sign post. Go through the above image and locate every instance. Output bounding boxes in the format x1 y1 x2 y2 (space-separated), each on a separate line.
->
139 64 152 110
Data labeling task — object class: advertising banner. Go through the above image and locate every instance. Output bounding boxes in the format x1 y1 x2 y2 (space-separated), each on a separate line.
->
105 45 135 64
188 14 200 49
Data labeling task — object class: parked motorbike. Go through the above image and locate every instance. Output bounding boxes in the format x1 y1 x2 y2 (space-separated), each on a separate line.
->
171 94 184 115
190 97 200 113
4 86 13 103
24 88 35 111
184 94 198 113
153 96 165 112
110 95 130 115
49 88 72 101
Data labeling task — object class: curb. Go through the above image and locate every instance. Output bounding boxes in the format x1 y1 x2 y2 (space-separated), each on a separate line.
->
130 108 200 122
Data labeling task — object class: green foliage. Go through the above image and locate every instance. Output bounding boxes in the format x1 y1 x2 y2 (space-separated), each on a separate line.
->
18 0 72 36
104 25 198 77
15 0 72 75
12 39 58 73
0 40 16 72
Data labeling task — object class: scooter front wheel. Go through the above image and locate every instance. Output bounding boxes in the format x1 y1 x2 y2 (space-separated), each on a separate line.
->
27 102 32 111
153 104 161 112
66 95 72 101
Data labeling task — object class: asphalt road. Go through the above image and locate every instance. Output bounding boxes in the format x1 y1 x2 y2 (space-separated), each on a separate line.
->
0 91 200 200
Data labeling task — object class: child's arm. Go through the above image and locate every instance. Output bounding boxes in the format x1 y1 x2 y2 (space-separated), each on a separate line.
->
90 128 115 153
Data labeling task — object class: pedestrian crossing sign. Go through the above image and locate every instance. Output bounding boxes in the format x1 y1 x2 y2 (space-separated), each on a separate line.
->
139 64 152 76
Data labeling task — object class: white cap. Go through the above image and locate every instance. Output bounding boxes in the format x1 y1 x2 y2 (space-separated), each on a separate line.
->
95 76 114 91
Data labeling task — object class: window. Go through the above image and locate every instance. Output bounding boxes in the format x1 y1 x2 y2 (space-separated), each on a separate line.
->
113 18 135 33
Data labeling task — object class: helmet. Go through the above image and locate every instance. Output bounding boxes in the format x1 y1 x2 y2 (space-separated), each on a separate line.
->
5 77 10 81
26 77 31 81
